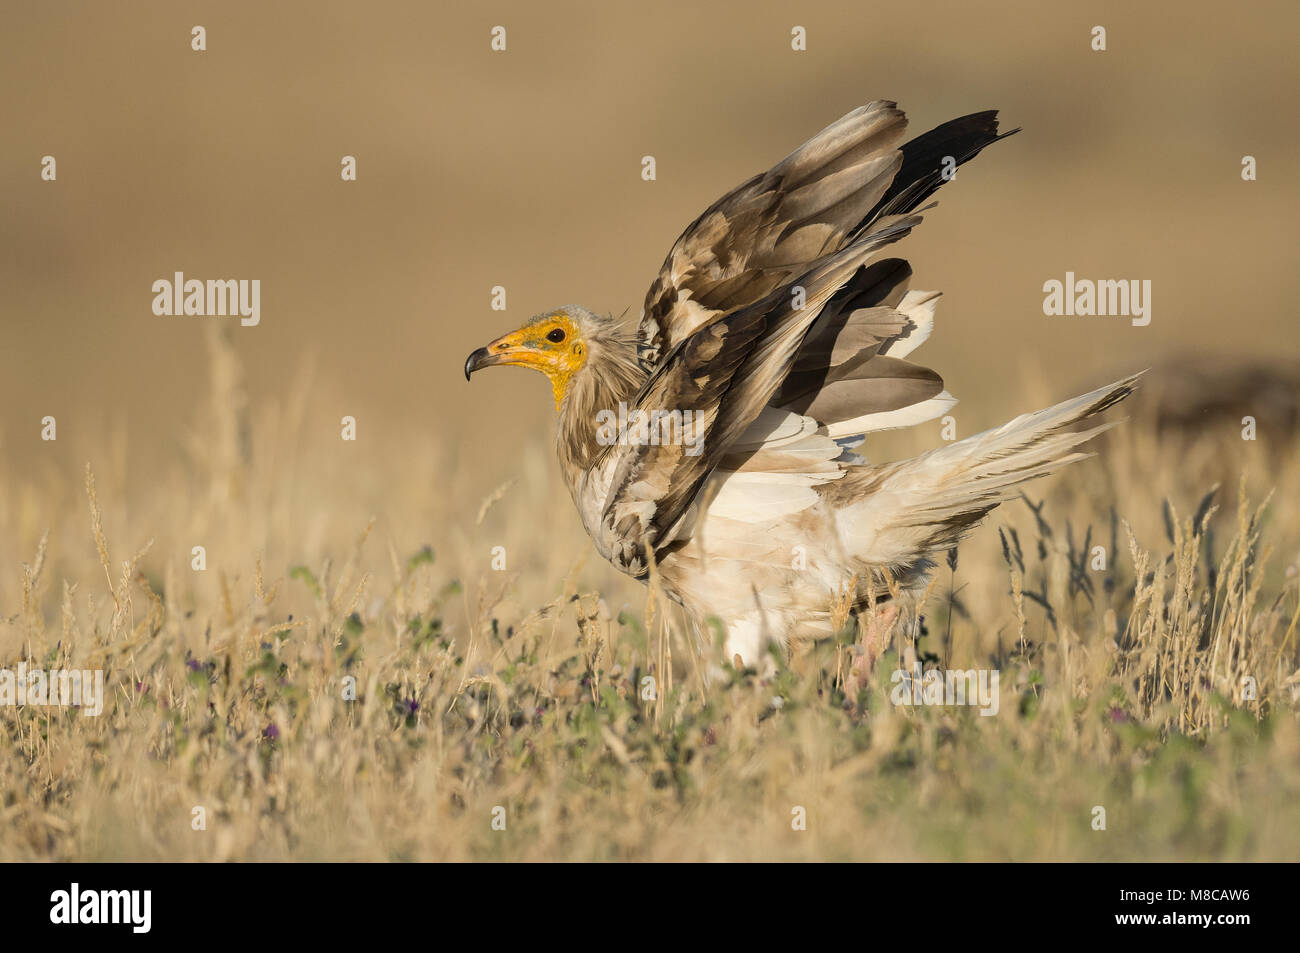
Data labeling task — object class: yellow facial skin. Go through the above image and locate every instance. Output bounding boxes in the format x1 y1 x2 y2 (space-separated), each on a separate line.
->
464 312 588 408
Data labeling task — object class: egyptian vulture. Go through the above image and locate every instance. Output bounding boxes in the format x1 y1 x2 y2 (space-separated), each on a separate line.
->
466 101 1138 670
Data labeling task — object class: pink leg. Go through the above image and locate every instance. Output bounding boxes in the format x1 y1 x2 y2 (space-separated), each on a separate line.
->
845 602 899 700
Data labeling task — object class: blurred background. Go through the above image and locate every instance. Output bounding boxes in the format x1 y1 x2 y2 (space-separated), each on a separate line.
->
1 0 1297 594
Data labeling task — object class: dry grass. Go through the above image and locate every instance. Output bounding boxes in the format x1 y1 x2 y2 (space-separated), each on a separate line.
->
2 331 1299 861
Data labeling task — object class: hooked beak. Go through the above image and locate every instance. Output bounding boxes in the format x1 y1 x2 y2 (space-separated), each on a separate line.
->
464 346 494 381
465 330 549 381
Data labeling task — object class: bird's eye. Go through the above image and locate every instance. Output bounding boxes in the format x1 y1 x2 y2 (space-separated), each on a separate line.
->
546 328 566 343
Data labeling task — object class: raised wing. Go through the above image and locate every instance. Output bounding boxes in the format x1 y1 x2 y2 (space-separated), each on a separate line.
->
637 104 1015 374
595 104 1018 575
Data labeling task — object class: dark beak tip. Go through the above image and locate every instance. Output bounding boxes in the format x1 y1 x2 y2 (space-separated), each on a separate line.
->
464 347 488 382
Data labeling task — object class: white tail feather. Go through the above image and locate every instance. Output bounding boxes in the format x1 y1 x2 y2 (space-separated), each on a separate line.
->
840 373 1142 565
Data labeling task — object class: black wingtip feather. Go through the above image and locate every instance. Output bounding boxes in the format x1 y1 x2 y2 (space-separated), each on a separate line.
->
860 110 1019 229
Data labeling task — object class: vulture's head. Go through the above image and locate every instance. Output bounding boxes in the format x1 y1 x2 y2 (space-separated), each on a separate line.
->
465 306 642 410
